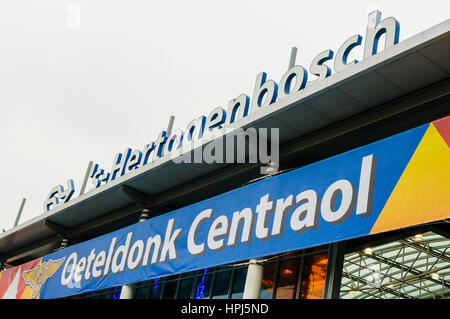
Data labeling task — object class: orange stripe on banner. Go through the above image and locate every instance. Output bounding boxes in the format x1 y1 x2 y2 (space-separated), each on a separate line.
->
370 123 450 235
19 259 42 299
20 280 38 299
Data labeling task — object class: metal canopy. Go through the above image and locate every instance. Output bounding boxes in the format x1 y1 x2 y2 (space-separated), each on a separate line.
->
340 231 450 299
0 19 449 262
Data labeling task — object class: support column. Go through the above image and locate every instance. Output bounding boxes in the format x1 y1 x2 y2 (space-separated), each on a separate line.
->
242 259 263 299
323 242 346 299
14 198 26 228
288 47 297 69
119 209 150 299
119 283 135 300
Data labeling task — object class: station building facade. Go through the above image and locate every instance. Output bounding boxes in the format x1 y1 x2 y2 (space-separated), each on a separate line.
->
0 12 449 300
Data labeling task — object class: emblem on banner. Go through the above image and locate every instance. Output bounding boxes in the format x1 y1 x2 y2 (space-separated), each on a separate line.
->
22 258 66 298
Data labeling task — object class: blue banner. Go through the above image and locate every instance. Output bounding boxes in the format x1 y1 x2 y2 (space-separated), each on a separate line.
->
34 122 430 298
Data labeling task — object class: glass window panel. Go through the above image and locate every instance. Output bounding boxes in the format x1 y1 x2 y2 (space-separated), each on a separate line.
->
98 287 121 299
300 252 328 299
193 272 213 299
163 280 178 299
135 279 152 288
178 277 195 299
99 293 112 299
137 277 162 299
86 292 98 299
274 258 301 299
230 268 248 299
148 283 163 299
212 270 232 299
95 288 107 299
260 262 276 299
135 285 150 299
135 279 153 299
111 287 121 299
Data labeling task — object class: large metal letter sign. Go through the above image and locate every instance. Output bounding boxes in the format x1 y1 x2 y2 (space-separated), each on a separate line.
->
43 180 75 213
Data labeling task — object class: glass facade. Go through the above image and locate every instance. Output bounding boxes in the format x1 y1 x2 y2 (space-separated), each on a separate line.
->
77 245 330 299
300 252 329 299
83 262 248 300
259 246 328 299
84 286 122 299
56 230 450 300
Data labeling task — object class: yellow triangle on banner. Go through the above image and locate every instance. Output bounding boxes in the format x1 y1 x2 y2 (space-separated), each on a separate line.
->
370 123 450 235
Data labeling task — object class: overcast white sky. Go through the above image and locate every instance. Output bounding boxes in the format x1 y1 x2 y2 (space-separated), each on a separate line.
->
0 0 448 231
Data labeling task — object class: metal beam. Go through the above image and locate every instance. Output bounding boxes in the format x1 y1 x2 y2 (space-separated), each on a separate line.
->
362 250 450 289
4 237 61 264
344 254 448 297
3 204 142 263
63 203 142 240
344 227 417 253
280 79 450 162
342 272 411 299
121 185 153 207
399 239 450 263
44 220 69 236
428 223 450 240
